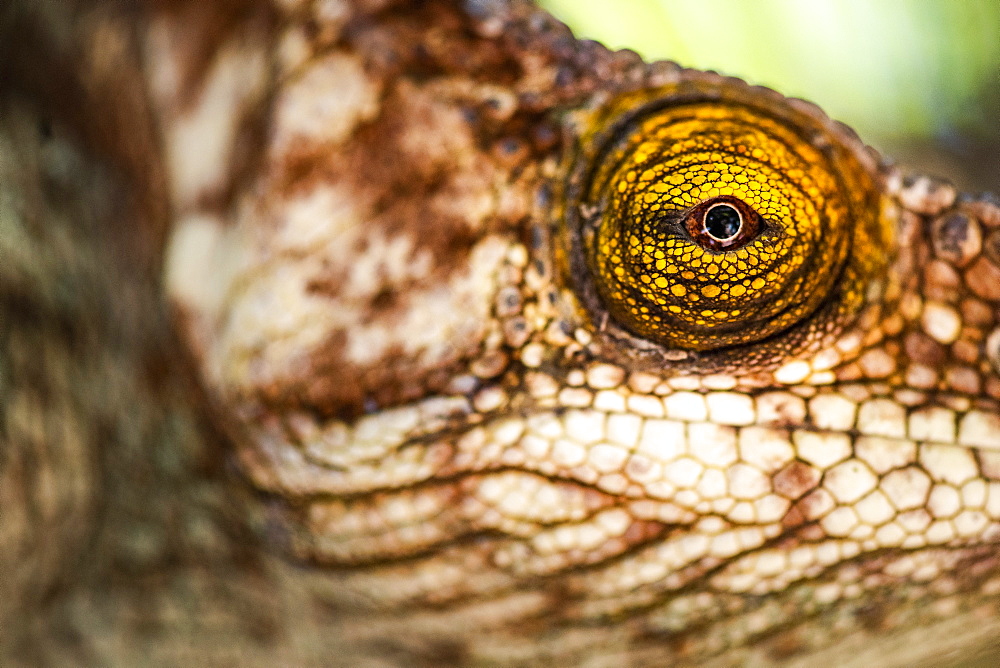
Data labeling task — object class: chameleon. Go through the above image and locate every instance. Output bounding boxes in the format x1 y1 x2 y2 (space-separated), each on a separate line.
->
2 0 1000 665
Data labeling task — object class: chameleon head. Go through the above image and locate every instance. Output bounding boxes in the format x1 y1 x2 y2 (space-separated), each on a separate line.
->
160 33 1000 659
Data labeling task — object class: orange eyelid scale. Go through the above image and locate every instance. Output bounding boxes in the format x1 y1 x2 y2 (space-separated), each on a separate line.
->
563 75 892 354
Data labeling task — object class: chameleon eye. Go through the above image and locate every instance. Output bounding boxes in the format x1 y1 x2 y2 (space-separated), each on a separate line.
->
564 77 890 355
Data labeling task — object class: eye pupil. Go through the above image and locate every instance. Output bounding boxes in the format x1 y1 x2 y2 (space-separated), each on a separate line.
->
704 204 742 240
684 196 760 252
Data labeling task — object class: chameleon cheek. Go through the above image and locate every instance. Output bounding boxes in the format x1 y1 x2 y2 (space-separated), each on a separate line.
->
565 80 889 355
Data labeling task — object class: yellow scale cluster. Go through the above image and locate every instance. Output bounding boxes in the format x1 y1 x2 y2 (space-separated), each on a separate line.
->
583 99 878 351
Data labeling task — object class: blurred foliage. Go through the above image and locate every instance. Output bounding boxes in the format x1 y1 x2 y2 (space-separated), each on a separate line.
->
540 0 1000 191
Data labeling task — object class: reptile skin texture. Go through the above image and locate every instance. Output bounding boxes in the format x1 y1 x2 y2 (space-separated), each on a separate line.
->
3 0 1000 666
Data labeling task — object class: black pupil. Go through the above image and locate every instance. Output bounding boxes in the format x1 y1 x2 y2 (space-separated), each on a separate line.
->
704 204 742 240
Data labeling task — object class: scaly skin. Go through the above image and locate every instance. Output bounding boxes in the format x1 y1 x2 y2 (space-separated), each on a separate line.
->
4 0 1000 666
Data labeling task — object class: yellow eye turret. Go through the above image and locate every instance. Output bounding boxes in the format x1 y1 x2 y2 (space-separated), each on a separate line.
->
564 77 891 356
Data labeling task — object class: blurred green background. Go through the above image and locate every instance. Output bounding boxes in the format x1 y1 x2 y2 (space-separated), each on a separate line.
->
539 0 1000 193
